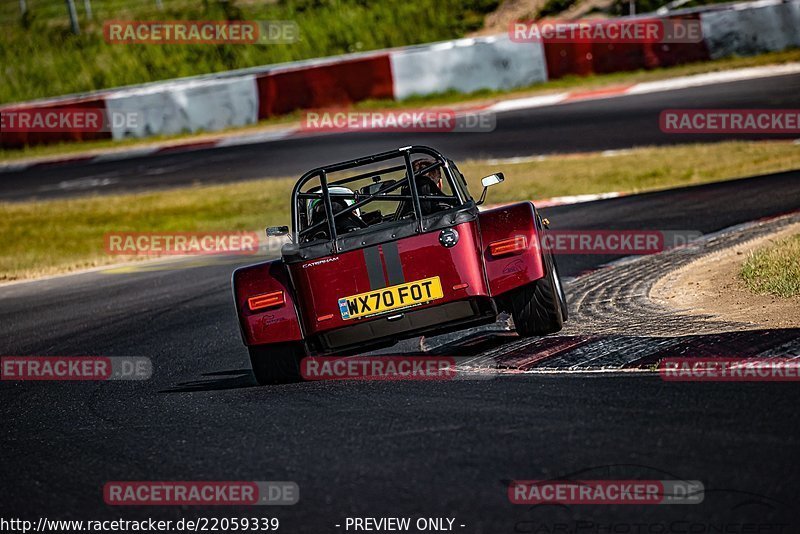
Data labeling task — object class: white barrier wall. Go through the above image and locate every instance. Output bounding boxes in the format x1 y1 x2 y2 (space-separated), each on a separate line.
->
389 35 548 100
105 76 259 140
701 0 800 59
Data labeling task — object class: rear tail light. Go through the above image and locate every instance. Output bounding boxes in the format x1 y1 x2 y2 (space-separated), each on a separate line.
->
248 290 285 311
489 235 527 257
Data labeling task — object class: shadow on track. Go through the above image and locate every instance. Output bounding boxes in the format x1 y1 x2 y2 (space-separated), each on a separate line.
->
162 368 256 392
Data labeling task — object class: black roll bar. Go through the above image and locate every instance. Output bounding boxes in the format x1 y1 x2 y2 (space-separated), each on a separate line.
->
290 146 462 248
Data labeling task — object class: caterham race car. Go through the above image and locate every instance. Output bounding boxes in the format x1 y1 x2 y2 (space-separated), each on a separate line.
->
232 146 568 384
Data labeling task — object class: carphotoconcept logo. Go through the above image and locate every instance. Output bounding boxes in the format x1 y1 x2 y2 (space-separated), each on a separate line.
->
104 481 298 506
510 18 703 43
1 356 151 381
301 109 496 133
104 232 261 256
103 20 299 44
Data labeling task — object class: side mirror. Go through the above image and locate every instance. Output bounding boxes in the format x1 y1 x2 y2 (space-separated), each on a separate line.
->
266 226 289 237
478 172 505 205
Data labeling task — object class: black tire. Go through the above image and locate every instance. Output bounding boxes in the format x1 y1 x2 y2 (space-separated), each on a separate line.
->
551 253 569 321
510 251 565 336
248 342 305 385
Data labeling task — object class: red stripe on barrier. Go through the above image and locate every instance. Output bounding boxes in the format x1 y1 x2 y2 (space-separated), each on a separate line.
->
156 140 218 153
0 97 111 149
563 84 634 101
256 54 394 118
34 156 95 168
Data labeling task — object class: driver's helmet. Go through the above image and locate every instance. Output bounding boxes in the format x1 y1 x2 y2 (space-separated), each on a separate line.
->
307 186 360 225
412 158 443 190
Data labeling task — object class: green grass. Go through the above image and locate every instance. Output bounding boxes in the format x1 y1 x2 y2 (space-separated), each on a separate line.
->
2 48 799 163
2 140 799 282
741 234 800 298
0 0 499 104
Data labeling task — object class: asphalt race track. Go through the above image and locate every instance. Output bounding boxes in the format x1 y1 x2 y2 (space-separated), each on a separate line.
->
1 72 800 201
2 157 800 531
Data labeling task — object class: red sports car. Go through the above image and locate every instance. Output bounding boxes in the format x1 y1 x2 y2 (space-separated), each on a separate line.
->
232 146 567 384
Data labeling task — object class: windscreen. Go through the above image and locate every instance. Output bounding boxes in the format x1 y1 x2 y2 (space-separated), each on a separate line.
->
297 154 462 243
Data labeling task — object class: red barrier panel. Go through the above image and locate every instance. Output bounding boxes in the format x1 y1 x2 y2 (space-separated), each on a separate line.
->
648 14 711 68
256 54 394 118
543 15 710 79
543 41 594 79
590 41 659 73
0 97 111 149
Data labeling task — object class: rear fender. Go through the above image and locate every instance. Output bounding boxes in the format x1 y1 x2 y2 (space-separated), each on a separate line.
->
232 260 303 346
478 201 546 297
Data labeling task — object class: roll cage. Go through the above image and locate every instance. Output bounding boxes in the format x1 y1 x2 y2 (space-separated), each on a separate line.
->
289 146 473 250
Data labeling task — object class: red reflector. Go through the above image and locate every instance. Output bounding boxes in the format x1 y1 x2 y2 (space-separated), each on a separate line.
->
490 235 527 256
317 314 334 322
452 283 469 290
248 291 285 311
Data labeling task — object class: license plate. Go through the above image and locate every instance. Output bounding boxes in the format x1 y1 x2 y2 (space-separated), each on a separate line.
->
338 276 444 320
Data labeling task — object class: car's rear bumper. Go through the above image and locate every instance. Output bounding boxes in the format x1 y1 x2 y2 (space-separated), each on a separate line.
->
308 297 497 354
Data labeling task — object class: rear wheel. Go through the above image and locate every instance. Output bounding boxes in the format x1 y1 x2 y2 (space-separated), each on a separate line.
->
248 342 305 385
510 251 565 336
552 254 569 321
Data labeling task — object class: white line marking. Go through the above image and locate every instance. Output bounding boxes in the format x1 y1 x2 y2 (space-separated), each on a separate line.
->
37 177 119 192
0 162 33 172
489 62 800 114
215 128 296 147
626 63 800 95
485 155 549 164
91 147 160 162
601 149 633 157
536 192 623 207
489 93 568 112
